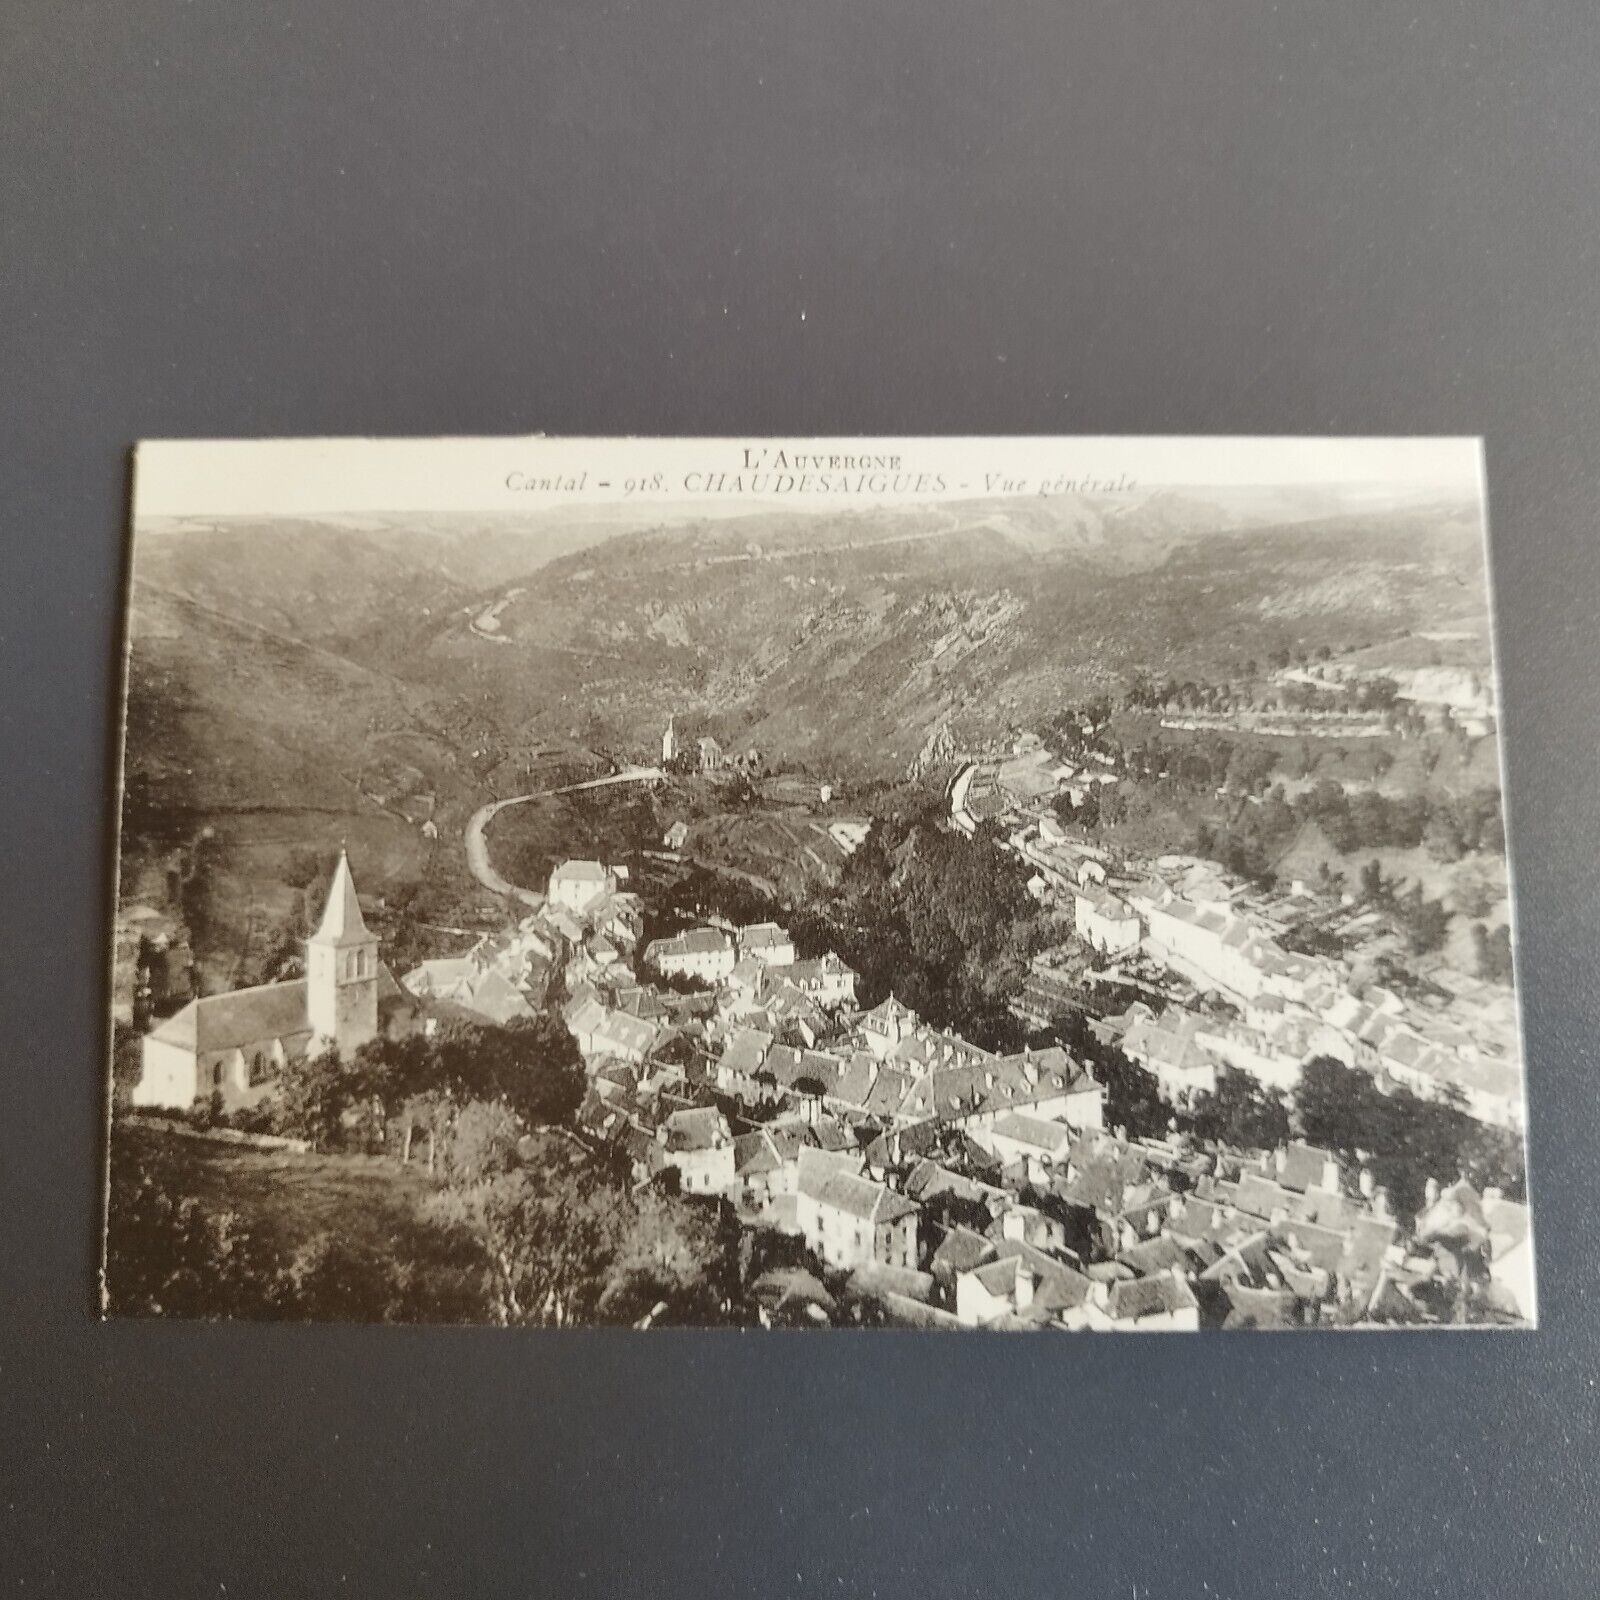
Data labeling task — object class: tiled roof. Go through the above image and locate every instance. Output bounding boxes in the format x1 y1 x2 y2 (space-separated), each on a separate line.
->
796 1147 917 1224
719 1027 774 1078
988 1111 1073 1153
1117 1235 1190 1277
991 1239 1093 1313
1107 1272 1197 1321
662 1107 728 1153
593 1011 659 1058
149 980 312 1054
552 859 611 882
648 927 732 960
734 1131 781 1176
1276 1142 1338 1195
932 1226 996 1277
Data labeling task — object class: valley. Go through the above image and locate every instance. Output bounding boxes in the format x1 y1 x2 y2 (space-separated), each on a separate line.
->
114 489 1498 1003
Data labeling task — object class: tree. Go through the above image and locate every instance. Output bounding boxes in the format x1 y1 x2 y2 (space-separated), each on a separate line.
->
1187 1069 1291 1153
440 1098 524 1186
272 1046 355 1151
105 1146 289 1318
599 1189 735 1326
1359 859 1384 903
110 1020 145 1110
1398 890 1450 956
356 1016 585 1131
1473 922 1514 984
1092 1046 1170 1142
1424 810 1466 864
1294 1055 1523 1224
430 1159 618 1327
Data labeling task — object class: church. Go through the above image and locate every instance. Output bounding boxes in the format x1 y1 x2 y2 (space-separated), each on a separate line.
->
130 850 415 1112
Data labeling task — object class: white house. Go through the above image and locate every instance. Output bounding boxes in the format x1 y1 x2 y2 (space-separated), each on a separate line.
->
795 1147 919 1271
1074 886 1141 956
547 859 618 915
658 1107 736 1195
645 927 737 983
978 1111 1076 1185
737 922 797 967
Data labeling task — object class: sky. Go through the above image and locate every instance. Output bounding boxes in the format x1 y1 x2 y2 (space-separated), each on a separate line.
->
133 436 1485 521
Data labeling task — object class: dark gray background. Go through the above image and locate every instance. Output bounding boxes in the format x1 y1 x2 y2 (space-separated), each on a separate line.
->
4 1 1599 1594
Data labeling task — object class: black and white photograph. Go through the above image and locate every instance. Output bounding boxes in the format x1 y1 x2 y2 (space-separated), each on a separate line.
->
103 435 1532 1330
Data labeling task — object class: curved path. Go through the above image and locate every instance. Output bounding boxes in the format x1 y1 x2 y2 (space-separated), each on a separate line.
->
463 765 666 906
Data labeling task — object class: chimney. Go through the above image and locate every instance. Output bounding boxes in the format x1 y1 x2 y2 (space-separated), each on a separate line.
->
1374 1187 1391 1219
1014 1263 1036 1314
1002 1210 1026 1241
1358 1167 1375 1199
1274 1148 1288 1177
1321 1157 1341 1194
1424 1176 1441 1209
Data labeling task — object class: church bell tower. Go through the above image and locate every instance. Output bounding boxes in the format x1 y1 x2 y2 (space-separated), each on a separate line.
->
306 848 379 1055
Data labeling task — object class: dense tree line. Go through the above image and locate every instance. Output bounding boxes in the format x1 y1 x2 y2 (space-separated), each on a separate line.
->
251 1015 588 1156
1193 778 1504 898
1295 1056 1524 1223
420 1127 742 1327
107 1009 763 1325
1185 1070 1292 1153
1048 1014 1523 1231
103 1129 492 1322
657 819 1049 1050
109 994 859 1326
820 817 1050 1046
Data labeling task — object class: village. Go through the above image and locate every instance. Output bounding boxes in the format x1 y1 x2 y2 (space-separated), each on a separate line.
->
119 685 1532 1328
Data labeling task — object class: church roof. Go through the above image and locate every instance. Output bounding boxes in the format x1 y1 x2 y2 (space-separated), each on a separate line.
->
309 851 371 948
149 980 313 1054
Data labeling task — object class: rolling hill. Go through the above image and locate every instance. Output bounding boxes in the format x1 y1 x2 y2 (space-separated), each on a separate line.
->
115 487 1495 977
401 492 1491 772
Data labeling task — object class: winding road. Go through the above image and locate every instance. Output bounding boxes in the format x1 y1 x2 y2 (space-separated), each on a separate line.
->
463 765 666 906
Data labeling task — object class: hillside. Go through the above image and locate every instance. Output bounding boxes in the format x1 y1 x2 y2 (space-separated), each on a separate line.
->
117 579 491 985
115 489 1495 969
405 495 1490 772
132 508 656 661
122 580 480 824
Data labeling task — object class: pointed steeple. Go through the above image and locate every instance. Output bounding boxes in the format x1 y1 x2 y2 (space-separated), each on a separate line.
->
309 849 370 948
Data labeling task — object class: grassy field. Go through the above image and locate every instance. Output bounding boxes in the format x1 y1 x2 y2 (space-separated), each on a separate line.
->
113 1121 446 1257
106 1121 491 1322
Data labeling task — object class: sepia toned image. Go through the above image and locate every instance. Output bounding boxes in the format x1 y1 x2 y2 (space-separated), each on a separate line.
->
103 436 1532 1329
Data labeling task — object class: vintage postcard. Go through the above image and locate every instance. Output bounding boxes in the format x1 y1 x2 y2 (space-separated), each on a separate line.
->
103 436 1532 1328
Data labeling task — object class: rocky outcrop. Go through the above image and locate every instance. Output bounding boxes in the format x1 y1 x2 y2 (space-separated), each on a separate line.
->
907 719 958 780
